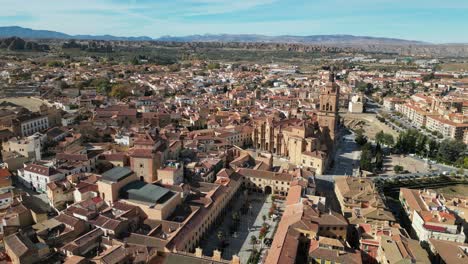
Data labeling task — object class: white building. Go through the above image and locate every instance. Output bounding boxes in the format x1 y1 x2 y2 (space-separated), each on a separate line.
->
2 134 43 161
19 115 49 137
348 94 364 113
114 133 133 147
18 164 65 193
412 210 466 243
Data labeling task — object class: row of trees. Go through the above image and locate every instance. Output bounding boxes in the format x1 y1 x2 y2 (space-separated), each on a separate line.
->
394 129 466 167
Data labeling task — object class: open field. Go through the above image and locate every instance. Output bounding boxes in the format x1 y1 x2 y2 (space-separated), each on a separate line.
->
343 112 399 140
440 63 468 71
383 154 431 175
434 184 468 196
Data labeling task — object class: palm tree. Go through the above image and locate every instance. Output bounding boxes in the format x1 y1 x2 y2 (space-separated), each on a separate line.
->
262 214 267 223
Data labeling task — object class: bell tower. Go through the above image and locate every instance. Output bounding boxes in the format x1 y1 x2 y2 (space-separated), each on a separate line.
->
318 70 340 140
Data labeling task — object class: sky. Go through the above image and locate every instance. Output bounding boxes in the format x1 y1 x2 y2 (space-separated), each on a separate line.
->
0 0 467 43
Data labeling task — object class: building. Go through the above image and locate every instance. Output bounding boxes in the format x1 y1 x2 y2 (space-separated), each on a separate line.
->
335 176 395 226
429 238 468 264
400 188 466 243
4 232 50 264
97 167 137 204
265 184 351 264
18 164 65 193
251 118 329 174
308 237 362 264
46 179 74 209
237 168 294 196
15 113 49 137
426 115 468 141
0 168 13 189
383 97 406 111
348 93 365 113
2 134 43 162
317 72 340 140
157 161 184 185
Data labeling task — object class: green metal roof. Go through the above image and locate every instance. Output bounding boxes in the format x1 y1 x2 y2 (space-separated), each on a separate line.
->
101 167 133 182
121 181 172 204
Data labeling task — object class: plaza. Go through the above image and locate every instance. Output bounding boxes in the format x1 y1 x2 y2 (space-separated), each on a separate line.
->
200 191 282 263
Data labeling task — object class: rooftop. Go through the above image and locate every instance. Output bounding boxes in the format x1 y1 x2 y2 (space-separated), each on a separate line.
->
101 167 133 183
120 181 173 205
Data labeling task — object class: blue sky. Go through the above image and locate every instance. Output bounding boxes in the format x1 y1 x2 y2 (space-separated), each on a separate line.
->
0 0 467 43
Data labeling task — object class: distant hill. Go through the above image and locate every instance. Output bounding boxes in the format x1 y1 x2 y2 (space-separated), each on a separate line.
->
0 36 49 51
156 34 428 45
0 26 152 41
3 26 468 57
0 26 427 45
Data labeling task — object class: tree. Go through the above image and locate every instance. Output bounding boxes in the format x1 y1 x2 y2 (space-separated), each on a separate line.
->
375 131 385 145
415 133 428 156
428 139 439 159
109 84 131 99
360 143 374 172
250 235 257 249
394 165 404 174
422 72 435 82
232 212 240 223
130 56 139 65
383 133 394 147
262 215 267 223
91 78 112 95
355 129 368 146
168 63 181 72
207 62 221 70
437 140 466 164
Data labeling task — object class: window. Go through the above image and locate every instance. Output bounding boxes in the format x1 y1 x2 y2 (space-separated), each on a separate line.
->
140 164 144 168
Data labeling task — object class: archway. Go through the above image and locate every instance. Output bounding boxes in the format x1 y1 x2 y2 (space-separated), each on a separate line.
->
264 186 272 195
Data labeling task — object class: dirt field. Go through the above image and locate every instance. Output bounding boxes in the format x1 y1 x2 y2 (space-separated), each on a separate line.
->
383 154 431 175
440 63 468 72
435 184 468 196
342 113 399 140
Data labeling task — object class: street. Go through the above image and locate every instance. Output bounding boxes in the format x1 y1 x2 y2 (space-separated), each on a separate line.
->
327 131 361 176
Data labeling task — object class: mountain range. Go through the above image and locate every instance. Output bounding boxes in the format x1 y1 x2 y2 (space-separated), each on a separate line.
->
0 26 153 41
0 26 428 45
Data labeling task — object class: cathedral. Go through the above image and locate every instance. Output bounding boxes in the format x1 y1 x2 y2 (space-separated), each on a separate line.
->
252 71 340 175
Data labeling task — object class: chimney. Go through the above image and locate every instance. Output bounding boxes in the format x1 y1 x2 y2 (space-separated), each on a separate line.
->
213 250 222 261
231 255 240 264
195 247 202 258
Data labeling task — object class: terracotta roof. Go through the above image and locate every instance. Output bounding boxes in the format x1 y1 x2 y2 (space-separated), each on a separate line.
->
236 168 294 182
24 164 60 176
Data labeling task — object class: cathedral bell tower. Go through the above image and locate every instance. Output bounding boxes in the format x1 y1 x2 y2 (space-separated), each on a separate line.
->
318 70 340 140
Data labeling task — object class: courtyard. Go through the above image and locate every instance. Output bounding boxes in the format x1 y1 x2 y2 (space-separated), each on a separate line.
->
200 191 283 263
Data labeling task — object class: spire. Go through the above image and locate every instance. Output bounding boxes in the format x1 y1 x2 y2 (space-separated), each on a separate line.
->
329 66 335 82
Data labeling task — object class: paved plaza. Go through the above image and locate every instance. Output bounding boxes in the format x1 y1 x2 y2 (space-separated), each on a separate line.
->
200 192 282 263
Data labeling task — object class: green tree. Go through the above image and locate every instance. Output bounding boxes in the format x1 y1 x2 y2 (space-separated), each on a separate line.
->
250 235 257 249
131 56 139 65
375 131 385 145
168 63 181 72
415 134 428 156
437 139 466 164
428 139 439 159
394 165 404 174
383 133 394 147
360 143 374 171
91 78 112 95
109 84 131 99
355 129 368 146
207 62 221 70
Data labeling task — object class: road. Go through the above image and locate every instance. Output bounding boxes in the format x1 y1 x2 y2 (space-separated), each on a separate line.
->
327 131 361 176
